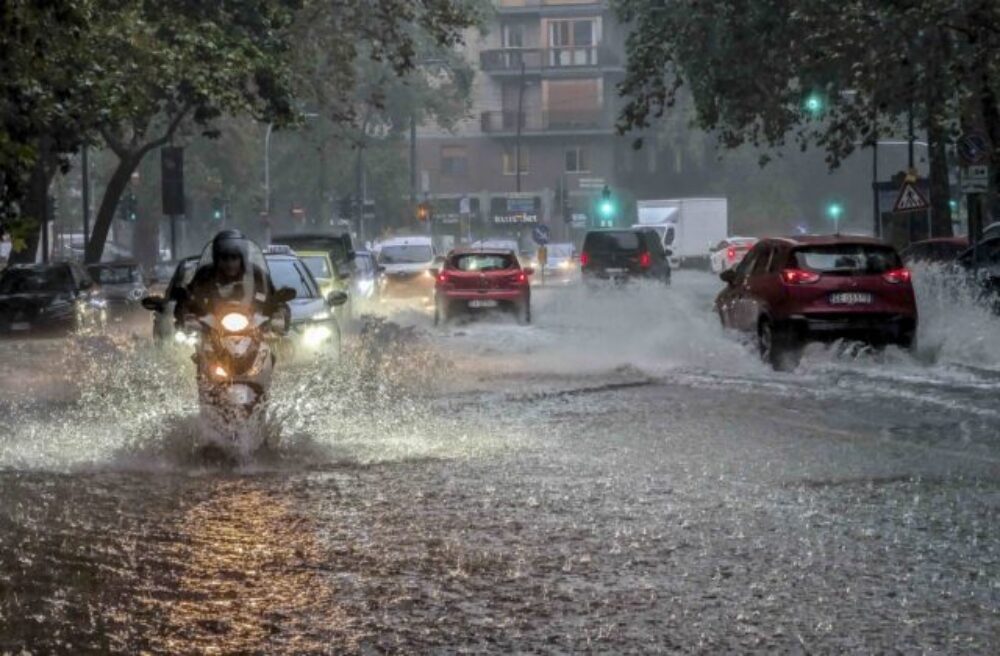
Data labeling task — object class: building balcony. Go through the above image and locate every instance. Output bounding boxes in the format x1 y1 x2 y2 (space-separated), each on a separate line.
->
480 46 621 74
480 109 610 134
495 0 608 16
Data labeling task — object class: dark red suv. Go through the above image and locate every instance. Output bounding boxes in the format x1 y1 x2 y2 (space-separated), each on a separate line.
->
715 236 917 368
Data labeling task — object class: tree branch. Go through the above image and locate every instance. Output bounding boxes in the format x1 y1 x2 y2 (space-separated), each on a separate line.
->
137 103 193 158
99 126 129 158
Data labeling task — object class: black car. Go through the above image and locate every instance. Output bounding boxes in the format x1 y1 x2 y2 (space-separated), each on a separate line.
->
271 232 355 278
580 228 671 285
0 262 106 336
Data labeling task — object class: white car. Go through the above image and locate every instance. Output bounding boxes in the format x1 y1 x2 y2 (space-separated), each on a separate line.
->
710 237 758 273
376 235 438 299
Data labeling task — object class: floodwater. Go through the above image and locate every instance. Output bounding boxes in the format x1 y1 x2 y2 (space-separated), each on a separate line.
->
1 270 998 653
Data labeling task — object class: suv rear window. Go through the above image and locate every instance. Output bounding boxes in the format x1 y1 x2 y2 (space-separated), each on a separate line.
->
584 231 641 252
793 244 901 275
451 253 515 271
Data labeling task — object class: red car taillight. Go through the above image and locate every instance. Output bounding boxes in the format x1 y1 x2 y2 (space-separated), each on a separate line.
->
780 268 821 285
882 267 912 284
727 247 736 260
638 252 652 269
580 252 590 267
437 270 451 284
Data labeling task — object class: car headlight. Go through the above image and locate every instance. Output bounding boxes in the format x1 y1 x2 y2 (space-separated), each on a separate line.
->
173 330 199 346
310 310 331 321
302 324 333 348
221 312 249 332
357 279 374 294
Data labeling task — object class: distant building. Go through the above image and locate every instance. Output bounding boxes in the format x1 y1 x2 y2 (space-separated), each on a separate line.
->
415 0 628 249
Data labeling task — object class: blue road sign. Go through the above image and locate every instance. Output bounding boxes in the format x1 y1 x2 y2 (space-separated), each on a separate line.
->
531 224 551 246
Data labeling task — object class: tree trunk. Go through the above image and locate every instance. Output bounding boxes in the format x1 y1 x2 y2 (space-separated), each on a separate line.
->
84 154 139 264
926 115 953 237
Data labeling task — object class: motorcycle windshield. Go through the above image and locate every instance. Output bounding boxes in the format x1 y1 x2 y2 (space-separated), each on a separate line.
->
193 238 271 310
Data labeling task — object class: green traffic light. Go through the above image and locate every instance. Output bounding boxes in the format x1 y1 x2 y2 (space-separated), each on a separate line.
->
213 210 222 220
826 202 843 221
599 200 614 217
804 93 823 115
949 199 959 210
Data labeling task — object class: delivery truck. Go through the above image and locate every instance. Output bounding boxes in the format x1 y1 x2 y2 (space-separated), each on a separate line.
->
633 198 729 268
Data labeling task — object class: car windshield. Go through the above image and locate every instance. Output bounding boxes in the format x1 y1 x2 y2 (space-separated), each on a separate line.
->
300 255 332 280
546 244 574 260
89 265 140 284
586 231 641 252
268 259 318 299
451 253 515 272
793 244 901 275
0 267 73 294
276 236 349 263
379 244 433 264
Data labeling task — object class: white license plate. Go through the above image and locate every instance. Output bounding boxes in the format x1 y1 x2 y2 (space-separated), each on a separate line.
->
605 268 627 274
830 292 873 305
468 299 498 308
227 385 255 405
10 322 31 331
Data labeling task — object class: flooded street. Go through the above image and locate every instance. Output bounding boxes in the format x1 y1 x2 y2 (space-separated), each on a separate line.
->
1 272 999 653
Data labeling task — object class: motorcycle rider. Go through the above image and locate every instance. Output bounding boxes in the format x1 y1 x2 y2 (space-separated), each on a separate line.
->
175 229 288 331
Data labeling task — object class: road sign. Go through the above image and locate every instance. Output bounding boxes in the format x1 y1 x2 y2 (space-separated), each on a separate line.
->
961 165 990 193
958 132 992 166
892 180 930 213
531 224 551 245
578 177 606 190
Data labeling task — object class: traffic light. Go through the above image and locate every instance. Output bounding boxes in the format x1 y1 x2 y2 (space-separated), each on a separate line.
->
825 201 843 221
211 197 224 222
416 202 431 222
597 185 616 227
119 192 138 222
804 92 824 116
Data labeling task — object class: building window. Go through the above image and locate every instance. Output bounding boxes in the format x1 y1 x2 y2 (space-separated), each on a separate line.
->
548 19 597 66
503 23 525 48
441 145 468 176
502 146 529 176
565 146 589 173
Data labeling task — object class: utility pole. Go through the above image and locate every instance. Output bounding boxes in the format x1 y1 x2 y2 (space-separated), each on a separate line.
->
872 139 880 238
81 146 91 254
515 61 526 193
410 113 418 221
908 105 916 170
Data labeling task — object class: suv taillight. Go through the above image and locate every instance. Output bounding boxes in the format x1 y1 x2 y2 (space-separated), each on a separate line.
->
580 252 590 267
727 247 736 260
638 252 652 269
882 267 912 284
780 268 821 285
436 270 450 284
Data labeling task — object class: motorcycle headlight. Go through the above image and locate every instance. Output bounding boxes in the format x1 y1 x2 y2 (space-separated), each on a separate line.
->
173 330 199 346
211 364 229 380
221 312 249 332
310 310 331 321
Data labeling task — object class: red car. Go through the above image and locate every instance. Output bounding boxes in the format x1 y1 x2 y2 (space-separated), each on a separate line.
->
433 249 533 324
715 236 917 368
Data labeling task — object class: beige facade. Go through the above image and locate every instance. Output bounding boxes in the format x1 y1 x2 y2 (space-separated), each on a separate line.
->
415 0 625 245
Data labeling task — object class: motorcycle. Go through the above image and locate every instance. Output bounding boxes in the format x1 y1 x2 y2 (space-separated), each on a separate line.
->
142 238 296 459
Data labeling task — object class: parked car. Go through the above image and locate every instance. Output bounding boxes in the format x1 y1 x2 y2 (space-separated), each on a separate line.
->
580 228 671 285
86 261 149 315
0 262 106 336
900 237 969 265
710 237 758 273
377 236 438 299
715 236 917 369
433 249 533 324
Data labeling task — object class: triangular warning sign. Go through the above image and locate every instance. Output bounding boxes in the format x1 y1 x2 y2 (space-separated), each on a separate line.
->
892 182 930 213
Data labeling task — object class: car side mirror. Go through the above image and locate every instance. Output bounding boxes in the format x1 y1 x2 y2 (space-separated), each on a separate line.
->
664 248 674 257
169 286 188 303
275 286 297 303
327 290 349 307
523 267 535 276
141 295 165 312
720 269 737 285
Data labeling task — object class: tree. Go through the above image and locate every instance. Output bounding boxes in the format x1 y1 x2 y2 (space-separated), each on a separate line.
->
613 0 1000 237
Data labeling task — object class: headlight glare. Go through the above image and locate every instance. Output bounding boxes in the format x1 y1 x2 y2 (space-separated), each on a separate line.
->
221 312 250 332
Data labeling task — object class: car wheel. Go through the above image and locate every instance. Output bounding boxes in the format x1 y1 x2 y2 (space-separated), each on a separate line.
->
896 330 916 351
759 318 799 371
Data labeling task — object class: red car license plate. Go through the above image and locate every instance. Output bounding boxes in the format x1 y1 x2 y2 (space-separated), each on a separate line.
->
829 292 873 305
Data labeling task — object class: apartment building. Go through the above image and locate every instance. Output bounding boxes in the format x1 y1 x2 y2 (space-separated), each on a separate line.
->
414 0 627 248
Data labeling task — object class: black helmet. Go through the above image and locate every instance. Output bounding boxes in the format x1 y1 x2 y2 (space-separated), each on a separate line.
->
211 229 247 262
